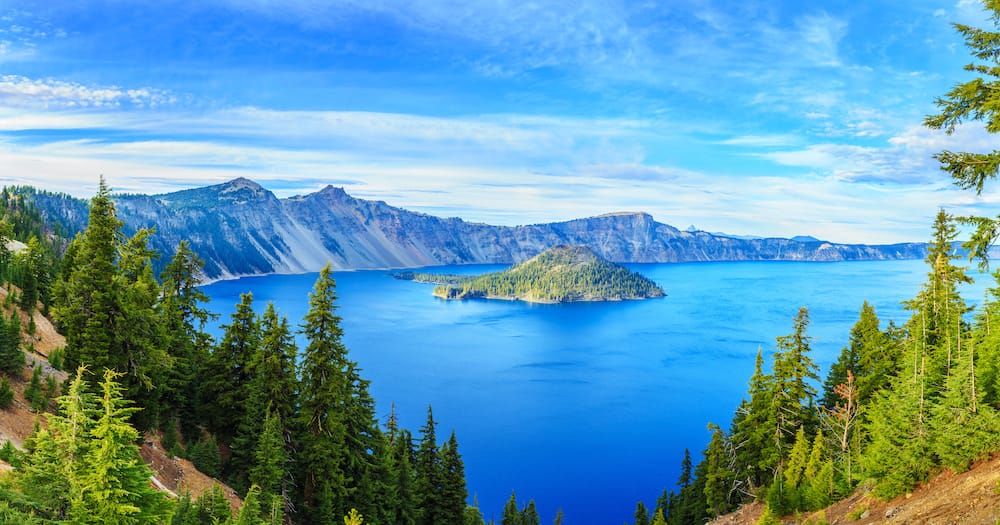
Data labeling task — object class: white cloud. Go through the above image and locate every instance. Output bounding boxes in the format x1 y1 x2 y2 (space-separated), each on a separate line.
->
0 76 175 109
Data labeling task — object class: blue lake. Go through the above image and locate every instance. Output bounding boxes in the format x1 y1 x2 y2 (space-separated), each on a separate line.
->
200 259 988 524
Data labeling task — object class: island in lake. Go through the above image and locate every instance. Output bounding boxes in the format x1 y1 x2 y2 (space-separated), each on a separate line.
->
397 245 666 303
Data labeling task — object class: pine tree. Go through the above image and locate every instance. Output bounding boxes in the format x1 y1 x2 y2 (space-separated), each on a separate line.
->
249 406 289 521
771 307 819 449
501 492 520 525
730 348 776 493
296 264 351 524
50 179 169 430
440 431 468 525
16 367 171 524
416 406 443 525
521 500 540 525
25 365 43 411
16 236 43 312
233 302 297 495
53 178 120 376
925 0 1000 266
205 292 261 445
0 311 23 375
860 351 934 499
389 428 419 525
634 501 650 525
71 368 173 524
702 424 734 518
160 240 215 443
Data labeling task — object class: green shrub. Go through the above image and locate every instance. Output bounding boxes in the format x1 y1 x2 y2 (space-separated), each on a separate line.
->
47 347 64 371
0 376 14 409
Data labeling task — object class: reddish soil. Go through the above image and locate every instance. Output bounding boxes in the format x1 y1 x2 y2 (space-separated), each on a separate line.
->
710 455 1000 525
0 293 243 512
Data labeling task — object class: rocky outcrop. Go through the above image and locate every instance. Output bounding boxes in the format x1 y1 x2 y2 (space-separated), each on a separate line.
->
29 177 927 280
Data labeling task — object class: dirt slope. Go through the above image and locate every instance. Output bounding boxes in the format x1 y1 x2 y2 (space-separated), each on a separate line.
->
710 454 1000 525
0 288 242 510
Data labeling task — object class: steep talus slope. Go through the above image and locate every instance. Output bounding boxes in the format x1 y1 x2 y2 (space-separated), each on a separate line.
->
28 178 926 280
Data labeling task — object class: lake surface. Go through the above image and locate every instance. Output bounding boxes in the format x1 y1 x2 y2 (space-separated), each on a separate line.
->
201 259 988 524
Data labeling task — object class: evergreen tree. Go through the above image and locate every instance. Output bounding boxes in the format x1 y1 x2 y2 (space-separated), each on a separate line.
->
634 501 650 525
729 349 775 493
925 0 1000 266
53 178 120 376
0 311 23 375
501 492 520 525
929 322 1000 471
860 353 934 499
50 179 169 430
233 302 297 495
249 406 290 521
160 240 215 443
16 236 43 312
72 368 173 524
771 307 819 450
521 500 540 525
821 301 895 409
25 364 43 411
416 406 443 525
296 265 351 524
15 367 171 523
204 292 260 445
440 431 469 525
389 428 419 525
702 424 734 518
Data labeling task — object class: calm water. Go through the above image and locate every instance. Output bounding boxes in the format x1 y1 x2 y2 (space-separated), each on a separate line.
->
200 259 987 524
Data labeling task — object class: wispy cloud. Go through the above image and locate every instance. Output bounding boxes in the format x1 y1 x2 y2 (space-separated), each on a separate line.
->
0 76 175 109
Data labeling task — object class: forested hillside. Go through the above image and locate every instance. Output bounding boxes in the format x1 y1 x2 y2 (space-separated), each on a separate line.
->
625 4 1000 523
0 180 490 525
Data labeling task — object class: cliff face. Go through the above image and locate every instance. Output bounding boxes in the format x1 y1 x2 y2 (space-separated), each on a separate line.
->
30 178 926 279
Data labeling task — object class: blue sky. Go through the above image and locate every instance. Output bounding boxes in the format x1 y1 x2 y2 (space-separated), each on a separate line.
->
0 0 997 242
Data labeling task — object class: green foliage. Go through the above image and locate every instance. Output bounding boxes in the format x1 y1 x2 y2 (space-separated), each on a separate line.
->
0 439 21 467
754 505 782 525
634 501 650 525
0 311 23 375
12 367 171 524
344 508 365 525
925 1 1000 268
440 431 469 525
249 406 288 518
464 501 486 525
25 365 43 411
51 179 170 430
295 264 354 523
42 374 57 411
189 435 222 479
0 376 13 409
432 245 664 302
159 239 216 446
47 347 64 371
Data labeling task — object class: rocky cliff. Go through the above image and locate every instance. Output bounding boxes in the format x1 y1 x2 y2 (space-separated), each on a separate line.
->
29 178 926 280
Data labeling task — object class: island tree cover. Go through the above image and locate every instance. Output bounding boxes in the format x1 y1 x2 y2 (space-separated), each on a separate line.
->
427 244 665 303
0 179 485 525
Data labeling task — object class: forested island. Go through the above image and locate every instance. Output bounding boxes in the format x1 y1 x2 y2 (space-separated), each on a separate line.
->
401 245 665 303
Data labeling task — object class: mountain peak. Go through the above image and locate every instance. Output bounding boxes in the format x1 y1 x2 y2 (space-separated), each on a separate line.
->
219 177 264 192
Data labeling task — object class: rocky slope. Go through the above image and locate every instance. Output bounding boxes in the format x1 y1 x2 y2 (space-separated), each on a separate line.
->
28 178 926 280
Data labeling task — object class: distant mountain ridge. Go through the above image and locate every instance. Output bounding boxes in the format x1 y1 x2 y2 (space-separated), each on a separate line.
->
26 177 927 280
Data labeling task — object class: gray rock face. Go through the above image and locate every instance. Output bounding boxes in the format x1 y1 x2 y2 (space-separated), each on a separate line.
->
31 177 927 279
